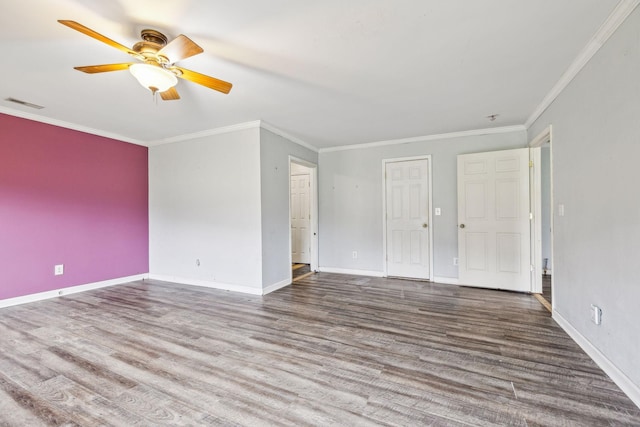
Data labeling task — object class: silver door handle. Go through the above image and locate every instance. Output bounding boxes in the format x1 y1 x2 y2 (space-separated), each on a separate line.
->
459 224 465 229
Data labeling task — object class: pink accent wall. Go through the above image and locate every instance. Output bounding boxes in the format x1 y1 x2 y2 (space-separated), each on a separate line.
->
0 114 149 300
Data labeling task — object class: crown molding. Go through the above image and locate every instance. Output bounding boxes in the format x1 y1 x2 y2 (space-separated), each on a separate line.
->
0 106 318 152
319 125 526 153
525 0 640 129
149 120 319 152
0 106 145 146
259 121 319 153
149 120 262 146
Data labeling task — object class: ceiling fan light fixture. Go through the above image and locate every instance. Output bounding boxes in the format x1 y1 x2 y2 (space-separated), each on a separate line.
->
129 63 177 93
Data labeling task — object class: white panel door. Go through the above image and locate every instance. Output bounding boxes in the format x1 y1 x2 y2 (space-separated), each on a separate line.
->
386 159 430 279
457 148 531 292
291 174 310 264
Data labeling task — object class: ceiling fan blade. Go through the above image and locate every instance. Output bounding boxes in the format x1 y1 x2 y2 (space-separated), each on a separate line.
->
160 87 180 101
58 20 139 57
157 35 203 63
74 63 133 74
174 67 232 94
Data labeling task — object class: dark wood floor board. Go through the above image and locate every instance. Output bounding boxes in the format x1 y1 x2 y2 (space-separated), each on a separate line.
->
29 374 146 427
512 381 640 426
362 397 472 427
115 383 211 426
0 347 58 389
1 274 639 425
0 371 84 427
0 385 50 427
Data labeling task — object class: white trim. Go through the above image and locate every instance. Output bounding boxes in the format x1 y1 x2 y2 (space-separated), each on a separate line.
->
318 267 384 277
553 310 640 408
525 1 640 128
529 126 552 148
261 121 319 153
263 278 291 295
382 155 434 281
148 274 263 295
0 274 148 308
530 146 543 293
150 120 319 152
150 120 261 145
529 125 553 295
0 106 144 146
320 125 525 153
0 105 320 152
432 276 459 285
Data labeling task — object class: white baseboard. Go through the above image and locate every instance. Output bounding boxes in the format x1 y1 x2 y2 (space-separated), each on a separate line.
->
148 274 263 295
0 274 148 309
262 278 291 295
317 267 384 277
553 310 640 409
432 276 459 285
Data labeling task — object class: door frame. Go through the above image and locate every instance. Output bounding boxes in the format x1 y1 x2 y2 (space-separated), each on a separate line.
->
288 156 319 274
529 126 553 300
382 155 433 280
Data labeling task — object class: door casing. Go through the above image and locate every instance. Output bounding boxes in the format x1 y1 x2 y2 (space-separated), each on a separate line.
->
288 157 318 277
529 126 554 300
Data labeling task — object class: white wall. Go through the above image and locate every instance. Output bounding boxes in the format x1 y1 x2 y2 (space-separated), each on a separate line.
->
149 128 264 293
260 129 318 291
318 130 526 279
528 5 640 392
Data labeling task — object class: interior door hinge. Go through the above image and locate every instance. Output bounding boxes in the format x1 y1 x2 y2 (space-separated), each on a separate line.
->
529 160 534 168
530 264 534 272
529 212 533 220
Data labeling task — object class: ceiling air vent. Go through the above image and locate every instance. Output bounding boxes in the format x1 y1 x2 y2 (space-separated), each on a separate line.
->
5 97 44 109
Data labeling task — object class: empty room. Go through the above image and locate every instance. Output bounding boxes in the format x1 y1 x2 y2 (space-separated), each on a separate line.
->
1 0 639 425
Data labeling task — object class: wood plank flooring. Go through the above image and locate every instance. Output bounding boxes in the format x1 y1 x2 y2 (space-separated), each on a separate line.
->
542 275 552 305
292 264 312 281
0 273 638 426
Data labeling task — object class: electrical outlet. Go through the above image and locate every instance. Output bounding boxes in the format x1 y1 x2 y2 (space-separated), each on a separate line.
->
453 257 459 266
590 304 602 325
196 259 201 267
54 264 64 276
435 207 441 216
352 251 358 259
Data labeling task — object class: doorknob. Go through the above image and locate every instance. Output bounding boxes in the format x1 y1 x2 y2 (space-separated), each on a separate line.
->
459 224 465 229
422 223 428 228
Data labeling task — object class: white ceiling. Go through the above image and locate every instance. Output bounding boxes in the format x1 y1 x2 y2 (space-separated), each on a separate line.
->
0 0 623 149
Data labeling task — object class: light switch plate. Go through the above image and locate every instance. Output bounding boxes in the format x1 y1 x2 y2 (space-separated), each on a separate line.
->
435 208 441 216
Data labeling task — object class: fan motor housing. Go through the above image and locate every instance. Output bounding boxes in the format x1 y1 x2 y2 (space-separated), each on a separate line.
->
133 29 170 63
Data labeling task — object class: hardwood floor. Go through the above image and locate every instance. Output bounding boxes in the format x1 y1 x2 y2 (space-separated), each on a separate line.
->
292 264 311 280
0 273 638 426
542 275 552 305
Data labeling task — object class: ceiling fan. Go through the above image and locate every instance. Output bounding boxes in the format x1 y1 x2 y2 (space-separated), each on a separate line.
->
58 20 232 100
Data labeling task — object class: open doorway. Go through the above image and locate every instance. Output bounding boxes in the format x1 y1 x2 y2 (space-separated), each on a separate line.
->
289 157 318 282
530 126 553 311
